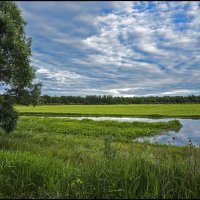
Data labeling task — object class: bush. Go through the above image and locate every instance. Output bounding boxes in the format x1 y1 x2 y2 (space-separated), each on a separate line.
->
0 100 18 132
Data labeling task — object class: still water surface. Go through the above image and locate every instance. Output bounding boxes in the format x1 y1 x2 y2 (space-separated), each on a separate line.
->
67 116 200 147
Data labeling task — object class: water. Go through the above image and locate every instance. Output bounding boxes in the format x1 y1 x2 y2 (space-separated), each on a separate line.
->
66 116 200 147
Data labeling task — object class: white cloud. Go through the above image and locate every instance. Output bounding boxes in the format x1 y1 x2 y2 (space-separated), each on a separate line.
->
17 1 200 96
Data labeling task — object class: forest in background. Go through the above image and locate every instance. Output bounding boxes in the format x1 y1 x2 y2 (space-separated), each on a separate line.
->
2 94 200 105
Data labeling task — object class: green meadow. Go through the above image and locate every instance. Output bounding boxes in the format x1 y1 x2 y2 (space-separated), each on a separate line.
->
1 1 200 199
0 115 199 199
16 104 200 117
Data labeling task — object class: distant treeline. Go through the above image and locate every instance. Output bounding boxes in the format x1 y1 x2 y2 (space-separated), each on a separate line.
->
3 94 200 105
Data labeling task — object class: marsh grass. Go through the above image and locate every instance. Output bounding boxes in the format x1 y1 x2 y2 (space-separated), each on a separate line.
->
0 151 69 199
0 148 199 199
0 116 199 199
16 116 182 141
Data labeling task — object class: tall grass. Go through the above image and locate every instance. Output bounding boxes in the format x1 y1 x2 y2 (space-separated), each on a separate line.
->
0 146 199 198
0 116 199 198
0 151 69 199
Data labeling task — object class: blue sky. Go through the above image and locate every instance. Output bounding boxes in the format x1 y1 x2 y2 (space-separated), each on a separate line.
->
13 1 200 96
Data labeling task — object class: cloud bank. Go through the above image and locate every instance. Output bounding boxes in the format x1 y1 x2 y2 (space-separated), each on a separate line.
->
6 1 199 96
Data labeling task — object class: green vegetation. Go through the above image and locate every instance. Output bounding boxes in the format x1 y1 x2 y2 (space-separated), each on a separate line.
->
16 104 200 117
0 1 41 132
1 1 199 199
0 116 199 198
14 117 182 141
7 94 200 104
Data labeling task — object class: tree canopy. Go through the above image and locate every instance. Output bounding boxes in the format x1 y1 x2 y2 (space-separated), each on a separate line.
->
7 94 199 105
0 1 41 132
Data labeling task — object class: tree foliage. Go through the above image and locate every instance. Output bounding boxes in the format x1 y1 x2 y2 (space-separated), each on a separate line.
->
0 97 18 132
10 94 200 105
0 1 41 132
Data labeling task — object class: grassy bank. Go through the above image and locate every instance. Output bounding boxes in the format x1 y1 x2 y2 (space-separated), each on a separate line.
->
0 116 199 198
15 104 200 117
16 117 181 141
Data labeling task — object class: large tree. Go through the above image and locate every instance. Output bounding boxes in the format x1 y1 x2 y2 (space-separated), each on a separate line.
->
0 1 41 132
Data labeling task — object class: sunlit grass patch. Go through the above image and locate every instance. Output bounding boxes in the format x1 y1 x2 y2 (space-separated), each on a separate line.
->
15 104 200 117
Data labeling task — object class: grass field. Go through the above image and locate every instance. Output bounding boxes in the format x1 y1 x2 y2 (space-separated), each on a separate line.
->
15 104 200 117
0 116 199 198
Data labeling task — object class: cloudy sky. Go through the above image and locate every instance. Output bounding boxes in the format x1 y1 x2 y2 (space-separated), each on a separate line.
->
14 1 200 96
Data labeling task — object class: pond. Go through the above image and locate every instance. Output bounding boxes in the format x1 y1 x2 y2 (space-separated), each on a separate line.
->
67 116 200 147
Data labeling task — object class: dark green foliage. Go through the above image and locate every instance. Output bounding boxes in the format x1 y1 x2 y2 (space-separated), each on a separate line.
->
9 83 42 106
0 1 41 132
16 94 200 105
0 99 18 132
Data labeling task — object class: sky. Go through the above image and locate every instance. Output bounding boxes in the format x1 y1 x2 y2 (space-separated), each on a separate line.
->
8 1 200 96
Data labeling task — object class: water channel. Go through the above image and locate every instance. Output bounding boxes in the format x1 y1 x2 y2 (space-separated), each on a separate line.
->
64 116 200 147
